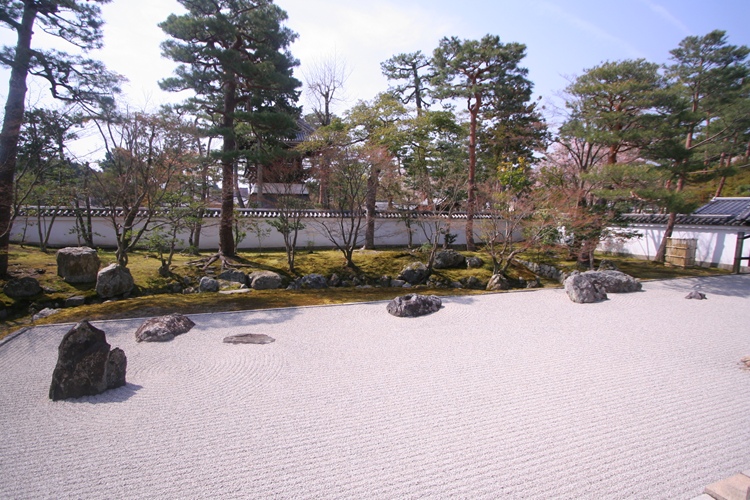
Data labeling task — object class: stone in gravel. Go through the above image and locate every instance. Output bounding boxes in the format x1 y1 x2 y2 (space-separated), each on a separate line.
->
135 313 195 342
3 276 42 299
223 334 275 344
583 270 642 293
96 264 134 298
564 272 607 304
387 294 442 317
56 247 100 283
49 320 126 401
685 291 707 300
740 357 750 370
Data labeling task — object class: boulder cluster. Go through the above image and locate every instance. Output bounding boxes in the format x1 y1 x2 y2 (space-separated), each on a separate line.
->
563 270 642 303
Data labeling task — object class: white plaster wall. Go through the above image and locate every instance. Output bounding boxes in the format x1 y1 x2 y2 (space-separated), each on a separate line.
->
9 214 495 251
600 224 750 270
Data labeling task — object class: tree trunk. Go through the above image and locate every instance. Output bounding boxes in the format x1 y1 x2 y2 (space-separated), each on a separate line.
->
363 166 379 249
219 79 237 258
654 212 676 263
465 98 479 251
655 177 685 263
234 163 245 209
0 5 37 276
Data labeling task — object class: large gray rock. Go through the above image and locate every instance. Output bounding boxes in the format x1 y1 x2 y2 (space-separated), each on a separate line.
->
56 247 100 284
249 270 282 290
564 272 607 303
3 276 42 299
218 269 248 285
96 264 134 298
135 313 195 342
433 250 466 269
398 262 430 285
199 277 220 292
301 274 328 289
49 320 127 401
387 294 442 317
486 274 510 291
584 270 642 293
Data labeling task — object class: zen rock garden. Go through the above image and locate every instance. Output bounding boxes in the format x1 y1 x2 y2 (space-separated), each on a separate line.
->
4 245 658 325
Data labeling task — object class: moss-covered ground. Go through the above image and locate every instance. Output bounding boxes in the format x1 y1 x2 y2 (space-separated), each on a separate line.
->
0 244 729 340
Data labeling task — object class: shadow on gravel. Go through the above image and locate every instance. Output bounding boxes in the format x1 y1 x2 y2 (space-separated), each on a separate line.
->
63 383 143 404
657 274 750 298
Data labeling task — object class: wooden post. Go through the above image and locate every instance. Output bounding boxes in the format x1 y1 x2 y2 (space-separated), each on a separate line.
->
734 231 746 274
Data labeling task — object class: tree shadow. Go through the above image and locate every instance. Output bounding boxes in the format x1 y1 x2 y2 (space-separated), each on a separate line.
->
656 274 750 298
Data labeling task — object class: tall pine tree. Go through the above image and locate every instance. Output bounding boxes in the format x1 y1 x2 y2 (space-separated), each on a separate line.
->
160 0 300 259
0 0 119 276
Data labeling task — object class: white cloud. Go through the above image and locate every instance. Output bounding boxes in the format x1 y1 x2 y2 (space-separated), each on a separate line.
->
535 1 646 59
283 0 456 113
638 0 692 36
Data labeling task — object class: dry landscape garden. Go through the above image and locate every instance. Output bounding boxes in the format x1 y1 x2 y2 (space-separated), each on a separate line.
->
3 2 750 499
0 0 748 335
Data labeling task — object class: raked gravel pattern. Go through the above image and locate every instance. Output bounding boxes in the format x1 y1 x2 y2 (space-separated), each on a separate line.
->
1 275 749 499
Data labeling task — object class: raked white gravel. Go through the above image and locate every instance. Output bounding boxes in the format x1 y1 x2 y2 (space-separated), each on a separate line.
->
1 275 749 499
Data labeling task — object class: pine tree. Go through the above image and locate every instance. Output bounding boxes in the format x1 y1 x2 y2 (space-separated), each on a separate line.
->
431 35 532 250
160 0 300 259
0 0 120 276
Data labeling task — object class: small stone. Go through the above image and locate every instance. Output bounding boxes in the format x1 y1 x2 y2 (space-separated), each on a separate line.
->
301 274 328 289
486 274 510 291
466 256 484 269
64 295 86 308
223 334 275 344
3 276 42 299
135 313 195 342
390 279 406 288
739 357 750 370
218 269 248 285
249 270 282 290
199 277 219 292
96 264 134 298
33 308 60 321
387 294 442 317
398 262 430 285
685 291 707 300
219 288 253 295
433 250 466 269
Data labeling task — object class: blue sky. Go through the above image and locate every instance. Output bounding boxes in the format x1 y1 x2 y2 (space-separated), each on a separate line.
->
2 0 750 130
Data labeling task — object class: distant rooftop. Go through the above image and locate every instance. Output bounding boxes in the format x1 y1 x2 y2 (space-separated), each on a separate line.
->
621 197 750 227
